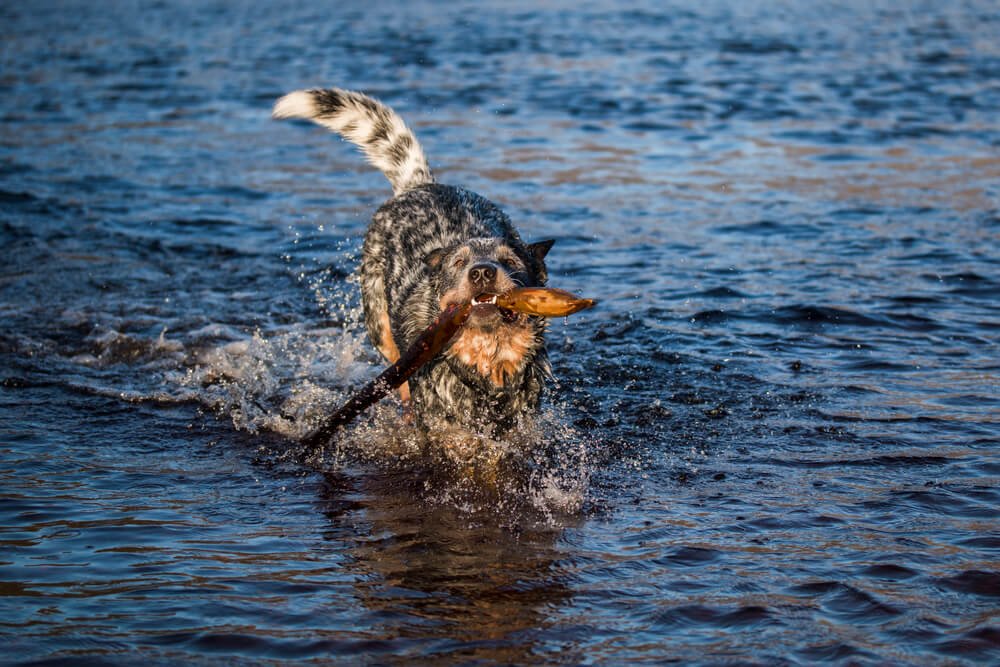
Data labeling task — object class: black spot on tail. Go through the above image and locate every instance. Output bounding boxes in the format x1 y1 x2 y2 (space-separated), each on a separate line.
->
387 134 414 167
313 89 345 117
369 116 391 144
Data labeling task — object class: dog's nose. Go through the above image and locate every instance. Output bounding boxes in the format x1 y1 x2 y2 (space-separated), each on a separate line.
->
468 263 497 287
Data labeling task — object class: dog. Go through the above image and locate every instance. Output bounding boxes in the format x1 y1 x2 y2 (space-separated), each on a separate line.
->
274 88 555 440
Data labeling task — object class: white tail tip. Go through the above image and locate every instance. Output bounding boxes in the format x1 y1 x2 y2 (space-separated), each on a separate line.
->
272 90 316 120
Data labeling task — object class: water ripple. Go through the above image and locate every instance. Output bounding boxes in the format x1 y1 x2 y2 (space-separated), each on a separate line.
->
1 0 998 664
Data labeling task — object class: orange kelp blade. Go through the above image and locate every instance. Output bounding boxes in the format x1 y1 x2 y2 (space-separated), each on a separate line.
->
301 302 472 449
496 287 597 317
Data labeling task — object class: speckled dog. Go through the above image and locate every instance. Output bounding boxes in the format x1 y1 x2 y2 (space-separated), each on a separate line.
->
274 88 554 439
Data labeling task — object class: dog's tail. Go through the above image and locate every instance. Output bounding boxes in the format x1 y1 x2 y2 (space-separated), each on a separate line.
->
273 88 434 195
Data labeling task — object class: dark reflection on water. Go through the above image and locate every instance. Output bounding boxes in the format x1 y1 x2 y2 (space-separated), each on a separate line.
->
317 471 577 665
2 0 999 664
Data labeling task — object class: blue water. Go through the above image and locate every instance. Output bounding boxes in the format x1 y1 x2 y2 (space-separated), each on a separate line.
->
2 1 998 664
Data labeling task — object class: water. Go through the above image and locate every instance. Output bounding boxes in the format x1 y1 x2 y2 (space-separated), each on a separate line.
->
2 0 998 664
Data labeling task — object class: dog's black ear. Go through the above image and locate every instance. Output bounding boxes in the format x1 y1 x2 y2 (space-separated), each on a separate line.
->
424 247 447 268
527 239 555 263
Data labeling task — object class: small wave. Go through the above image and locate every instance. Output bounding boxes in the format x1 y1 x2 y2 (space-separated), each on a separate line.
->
932 627 1000 662
845 359 913 371
689 309 734 324
622 120 682 132
790 581 902 622
857 564 920 581
74 327 185 368
712 219 822 237
886 487 998 519
654 546 721 568
0 188 83 218
935 570 1000 598
165 184 270 201
0 188 38 204
652 604 773 630
585 323 637 346
769 305 882 327
957 535 1000 551
167 217 243 230
814 151 867 162
924 271 998 297
888 294 941 305
789 454 955 469
693 286 749 299
795 642 879 663
720 38 799 55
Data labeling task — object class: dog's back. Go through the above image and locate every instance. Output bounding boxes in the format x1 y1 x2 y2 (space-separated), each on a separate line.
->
275 89 552 437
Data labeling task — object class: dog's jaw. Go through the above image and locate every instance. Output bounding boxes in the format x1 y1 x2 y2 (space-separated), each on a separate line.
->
464 292 520 328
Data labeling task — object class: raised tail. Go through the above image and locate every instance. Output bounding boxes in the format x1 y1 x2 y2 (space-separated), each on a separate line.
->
273 88 434 195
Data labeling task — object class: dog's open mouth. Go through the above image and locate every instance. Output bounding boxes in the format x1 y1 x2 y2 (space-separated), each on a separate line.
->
471 292 518 323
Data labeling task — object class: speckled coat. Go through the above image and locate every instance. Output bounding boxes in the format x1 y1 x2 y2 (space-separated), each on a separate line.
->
274 88 552 438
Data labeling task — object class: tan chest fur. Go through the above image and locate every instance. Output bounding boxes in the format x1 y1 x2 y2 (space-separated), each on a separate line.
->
446 326 536 387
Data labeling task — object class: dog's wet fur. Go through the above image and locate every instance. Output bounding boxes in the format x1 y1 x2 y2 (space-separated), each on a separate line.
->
274 88 555 440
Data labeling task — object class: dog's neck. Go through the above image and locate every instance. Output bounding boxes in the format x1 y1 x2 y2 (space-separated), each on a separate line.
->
444 325 537 387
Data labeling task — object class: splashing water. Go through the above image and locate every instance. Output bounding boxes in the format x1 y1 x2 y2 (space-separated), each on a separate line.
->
158 237 593 517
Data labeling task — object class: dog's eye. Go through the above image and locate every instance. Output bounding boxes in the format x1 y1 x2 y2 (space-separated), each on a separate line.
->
499 253 523 269
452 257 467 269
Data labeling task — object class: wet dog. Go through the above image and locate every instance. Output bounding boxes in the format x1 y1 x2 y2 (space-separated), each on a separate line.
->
274 88 554 440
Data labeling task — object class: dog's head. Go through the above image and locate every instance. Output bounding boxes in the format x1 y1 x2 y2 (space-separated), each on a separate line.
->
426 237 554 387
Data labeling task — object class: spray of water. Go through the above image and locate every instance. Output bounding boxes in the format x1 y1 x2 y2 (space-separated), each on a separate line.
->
156 232 593 519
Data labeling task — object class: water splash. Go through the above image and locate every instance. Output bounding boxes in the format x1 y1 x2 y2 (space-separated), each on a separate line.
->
159 233 595 518
175 324 372 437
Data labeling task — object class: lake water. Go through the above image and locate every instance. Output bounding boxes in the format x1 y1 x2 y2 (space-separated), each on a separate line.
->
2 1 998 664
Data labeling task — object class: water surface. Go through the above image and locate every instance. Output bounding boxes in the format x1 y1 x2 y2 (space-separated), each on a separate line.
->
1 1 998 664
